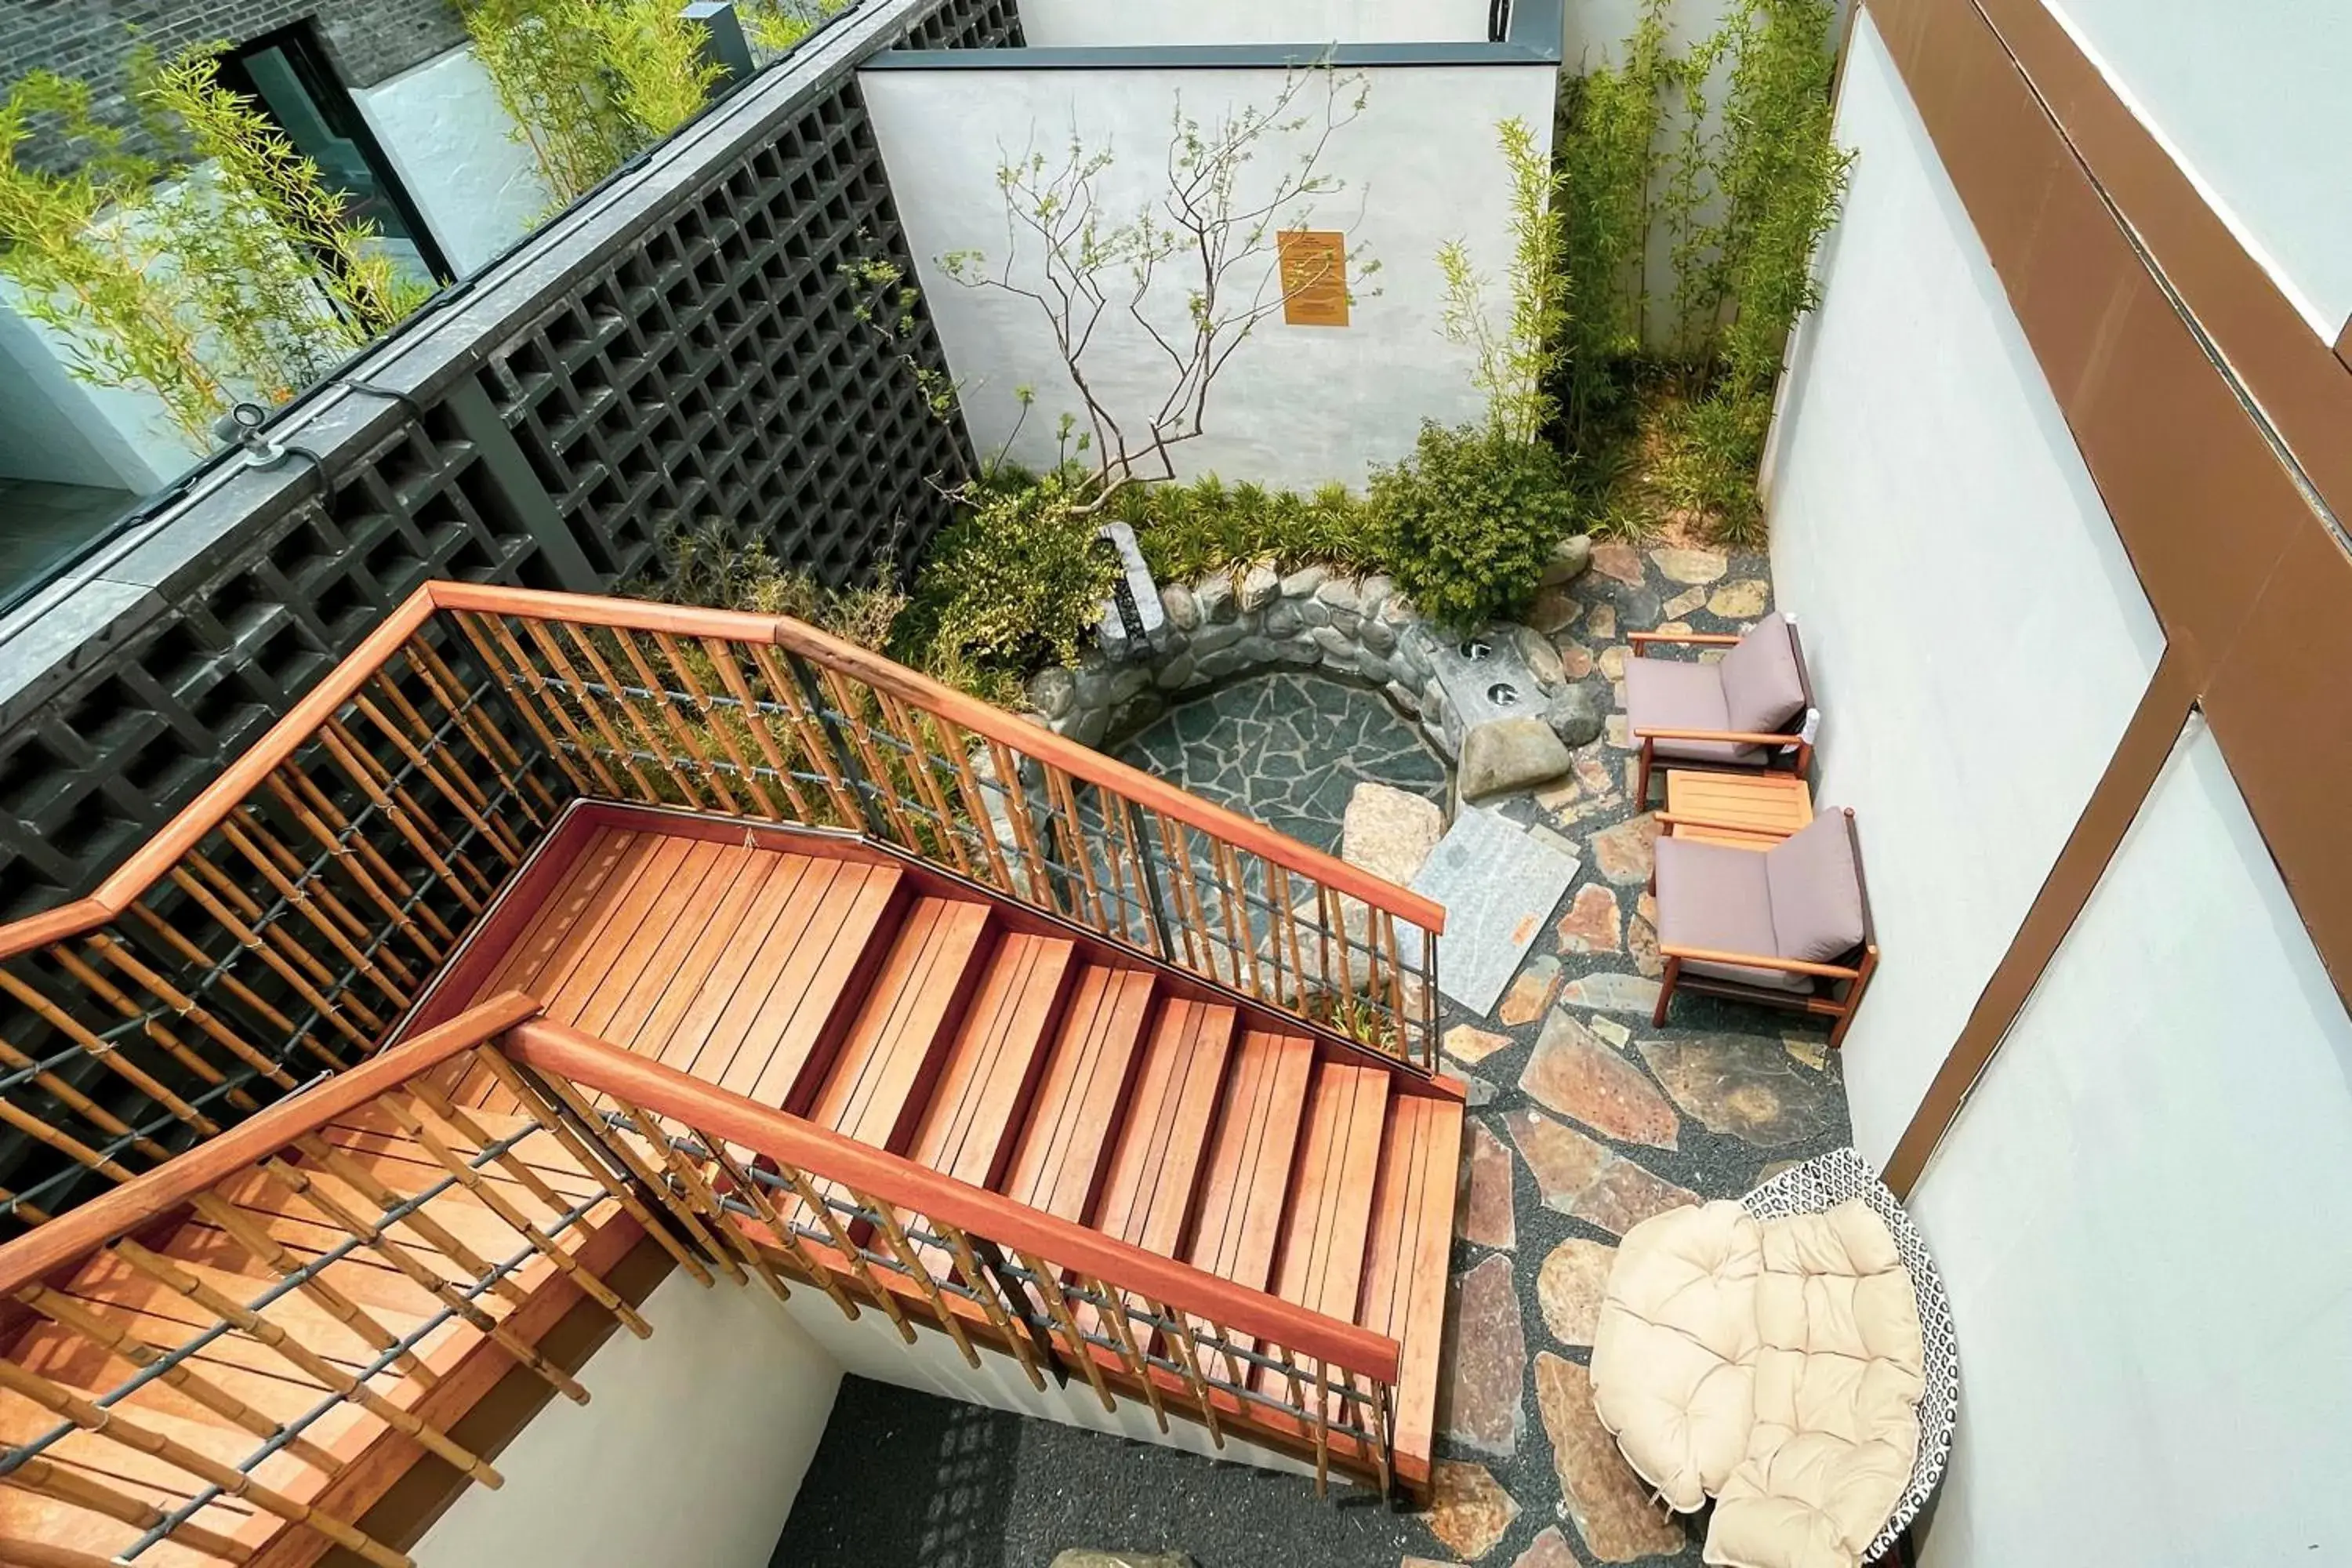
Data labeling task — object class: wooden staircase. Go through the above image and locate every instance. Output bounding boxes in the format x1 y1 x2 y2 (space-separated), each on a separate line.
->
423 805 1465 1489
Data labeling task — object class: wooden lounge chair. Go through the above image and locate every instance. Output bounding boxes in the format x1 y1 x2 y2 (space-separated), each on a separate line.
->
1650 808 1877 1047
1625 611 1817 808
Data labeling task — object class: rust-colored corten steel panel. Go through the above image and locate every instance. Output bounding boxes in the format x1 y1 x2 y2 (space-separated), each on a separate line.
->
1861 0 2352 1189
1968 0 2352 527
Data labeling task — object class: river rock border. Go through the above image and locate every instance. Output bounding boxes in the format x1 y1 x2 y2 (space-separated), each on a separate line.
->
1019 564 1582 765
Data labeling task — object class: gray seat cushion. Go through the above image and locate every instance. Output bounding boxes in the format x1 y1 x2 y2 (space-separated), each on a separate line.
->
1719 613 1806 737
1624 657 1764 767
1764 815 1867 964
1654 837 1809 993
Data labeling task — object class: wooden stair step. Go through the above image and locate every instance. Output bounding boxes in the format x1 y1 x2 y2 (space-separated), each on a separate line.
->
996 966 1157 1223
1091 999 1240 1260
803 896 996 1145
1266 1061 1392 1327
0 1381 333 1510
1356 1091 1465 1489
1181 1029 1316 1296
907 931 1080 1191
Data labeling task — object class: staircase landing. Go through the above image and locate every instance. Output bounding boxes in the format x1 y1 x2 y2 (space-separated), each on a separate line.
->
411 802 1465 1492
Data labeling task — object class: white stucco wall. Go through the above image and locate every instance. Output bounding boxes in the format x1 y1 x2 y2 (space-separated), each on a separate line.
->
862 62 1558 490
0 302 161 490
1762 11 2165 1167
779 1283 1321 1483
414 1274 842 1568
2042 0 2352 343
1909 716 2352 1564
353 45 554 277
1018 0 1491 46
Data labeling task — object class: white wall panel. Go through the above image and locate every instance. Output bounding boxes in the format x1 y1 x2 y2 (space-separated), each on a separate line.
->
415 1274 842 1568
864 62 1556 491
1018 0 1490 46
1910 716 2352 1564
354 47 553 277
1762 12 2163 1164
2042 0 2352 342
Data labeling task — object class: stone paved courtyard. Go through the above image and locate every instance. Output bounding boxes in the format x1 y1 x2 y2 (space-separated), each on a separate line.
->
773 541 1855 1568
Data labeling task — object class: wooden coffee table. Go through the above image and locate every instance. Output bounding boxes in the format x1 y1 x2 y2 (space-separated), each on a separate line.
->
1662 770 1813 850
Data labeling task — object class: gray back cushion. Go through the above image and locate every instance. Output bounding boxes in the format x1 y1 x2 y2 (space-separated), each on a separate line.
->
1765 814 1865 962
1719 613 1805 735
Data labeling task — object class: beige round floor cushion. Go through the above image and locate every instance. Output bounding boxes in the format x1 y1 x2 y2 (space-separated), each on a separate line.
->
1591 1197 1926 1568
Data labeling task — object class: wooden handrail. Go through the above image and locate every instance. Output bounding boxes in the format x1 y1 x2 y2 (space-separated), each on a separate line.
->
1628 630 1744 649
1633 725 1806 746
0 590 443 963
503 1016 1404 1384
0 993 543 1297
427 581 1448 936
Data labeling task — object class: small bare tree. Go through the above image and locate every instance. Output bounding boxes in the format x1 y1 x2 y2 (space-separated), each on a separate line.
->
942 62 1375 508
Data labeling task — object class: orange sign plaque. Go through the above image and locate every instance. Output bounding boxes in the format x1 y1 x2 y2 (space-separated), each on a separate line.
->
1277 230 1350 328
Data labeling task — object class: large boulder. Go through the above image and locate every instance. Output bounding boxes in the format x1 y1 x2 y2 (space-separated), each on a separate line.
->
1539 533 1595 586
1458 716 1573 800
1545 686 1605 746
1342 782 1446 887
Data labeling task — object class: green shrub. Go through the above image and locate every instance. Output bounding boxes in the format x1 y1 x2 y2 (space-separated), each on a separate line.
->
1371 423 1577 636
641 518 907 650
1116 474 1393 586
905 472 1119 694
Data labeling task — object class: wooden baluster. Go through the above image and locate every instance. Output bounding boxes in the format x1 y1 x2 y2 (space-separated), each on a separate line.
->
407 630 561 816
704 637 815 821
452 611 604 794
43 945 262 1118
0 1030 175 1167
184 1193 441 1387
1210 838 1262 998
1205 1319 1246 1395
4 1454 254 1563
13 1284 342 1473
0 1356 414 1568
488 612 622 792
405 1081 579 1221
371 663 532 845
125 901 348 1073
1040 768 1105 931
321 713 492 895
1152 811 1207 972
774 1162 913 1341
290 1134 528 1308
1084 1274 1166 1432
376 1094 652 1338
747 646 862 827
562 623 699 808
616 629 732 812
1018 1250 1114 1414
521 619 658 799
234 798 412 963
177 851 390 1037
1149 1296 1223 1448
217 813 416 1006
82 933 301 1095
1312 1357 1331 1497
164 862 379 1058
652 631 762 816
314 723 489 912
263 768 457 955
938 1224 1040 1390
605 1098 755 1289
353 688 527 863
817 669 923 849
934 719 1014 895
1100 788 1154 950
1370 1381 1394 1496
0 969 228 1137
877 692 971 875
1270 864 1310 1011
466 1050 715 1287
510 1064 734 1274
1320 884 1357 1020
0 1534 140 1568
858 1192 978 1368
1379 909 1408 1063
987 739 1056 911
692 1125 851 1308
256 1151 585 1406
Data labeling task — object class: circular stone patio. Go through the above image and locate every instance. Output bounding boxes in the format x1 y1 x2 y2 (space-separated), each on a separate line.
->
1116 671 1449 855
